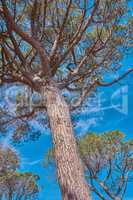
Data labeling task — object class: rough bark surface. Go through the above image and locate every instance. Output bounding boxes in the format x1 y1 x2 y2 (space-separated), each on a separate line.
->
45 83 91 200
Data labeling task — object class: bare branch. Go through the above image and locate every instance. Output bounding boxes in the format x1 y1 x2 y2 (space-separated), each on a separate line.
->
50 0 72 60
98 68 133 87
70 81 97 110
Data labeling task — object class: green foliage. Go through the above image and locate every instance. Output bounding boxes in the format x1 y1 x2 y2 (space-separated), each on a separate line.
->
0 146 39 199
78 130 133 199
0 146 20 173
78 130 130 169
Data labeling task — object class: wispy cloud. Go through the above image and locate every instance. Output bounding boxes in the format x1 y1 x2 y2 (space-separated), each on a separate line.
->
22 159 42 166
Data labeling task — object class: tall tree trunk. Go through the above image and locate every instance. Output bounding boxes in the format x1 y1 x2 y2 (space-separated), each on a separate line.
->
45 82 91 200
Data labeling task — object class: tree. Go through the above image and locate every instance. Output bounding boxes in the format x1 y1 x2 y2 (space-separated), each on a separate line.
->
0 1 132 199
0 146 39 200
45 130 133 200
79 130 133 200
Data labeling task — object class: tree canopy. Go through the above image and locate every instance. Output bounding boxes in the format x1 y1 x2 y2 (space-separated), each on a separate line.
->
0 146 39 200
0 0 132 100
79 130 133 200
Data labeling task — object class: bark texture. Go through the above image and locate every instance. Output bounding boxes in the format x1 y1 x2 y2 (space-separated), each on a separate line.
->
45 82 91 200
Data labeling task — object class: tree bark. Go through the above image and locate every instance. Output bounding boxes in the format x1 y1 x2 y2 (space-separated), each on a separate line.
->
45 82 91 200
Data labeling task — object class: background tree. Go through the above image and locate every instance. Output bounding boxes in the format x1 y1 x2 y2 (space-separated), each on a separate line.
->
0 146 39 200
0 1 133 199
79 130 133 200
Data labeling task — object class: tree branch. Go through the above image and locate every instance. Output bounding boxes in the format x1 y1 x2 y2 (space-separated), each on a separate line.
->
98 68 133 87
1 0 50 77
53 0 100 71
70 81 97 110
